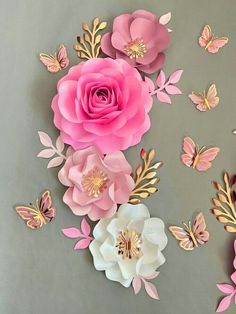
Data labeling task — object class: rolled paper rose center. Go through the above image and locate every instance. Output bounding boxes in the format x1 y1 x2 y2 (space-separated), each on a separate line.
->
124 38 147 59
82 166 109 197
116 229 142 259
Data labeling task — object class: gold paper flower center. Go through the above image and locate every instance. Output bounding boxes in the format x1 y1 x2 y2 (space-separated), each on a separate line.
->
116 229 142 259
124 38 147 59
82 166 108 197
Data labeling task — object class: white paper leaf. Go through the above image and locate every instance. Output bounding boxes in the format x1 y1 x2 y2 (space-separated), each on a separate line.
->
47 156 64 168
37 149 55 158
233 130 236 134
38 131 53 147
159 12 171 25
56 136 65 153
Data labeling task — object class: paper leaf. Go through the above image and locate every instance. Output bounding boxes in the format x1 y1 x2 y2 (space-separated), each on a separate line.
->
56 136 65 153
168 70 183 84
231 272 236 285
81 218 91 237
216 295 233 312
233 130 236 134
165 85 182 95
38 131 52 147
144 281 159 300
62 227 82 238
156 70 166 88
132 277 142 294
217 284 235 294
159 12 171 25
143 271 160 280
37 149 55 158
145 77 155 93
74 238 91 250
47 156 64 168
156 91 171 104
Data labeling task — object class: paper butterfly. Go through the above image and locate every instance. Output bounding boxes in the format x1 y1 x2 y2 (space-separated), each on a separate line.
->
181 136 220 172
39 44 69 73
198 25 228 53
15 190 56 229
189 84 219 112
169 212 209 251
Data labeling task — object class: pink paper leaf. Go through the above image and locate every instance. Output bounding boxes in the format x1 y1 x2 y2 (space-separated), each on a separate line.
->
38 131 53 147
216 295 233 312
37 148 55 158
159 12 171 25
62 227 82 238
217 284 235 294
156 70 166 88
74 238 91 250
56 136 65 153
143 271 160 280
231 272 236 285
165 85 182 95
168 70 183 84
156 91 171 104
47 156 64 168
132 277 142 295
145 77 155 93
81 218 91 237
144 281 159 300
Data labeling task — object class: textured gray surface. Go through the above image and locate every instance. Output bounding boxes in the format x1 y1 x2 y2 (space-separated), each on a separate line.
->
1 0 236 313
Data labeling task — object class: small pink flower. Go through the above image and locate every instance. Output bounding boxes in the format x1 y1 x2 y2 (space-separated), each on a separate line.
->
58 146 135 221
101 10 170 74
52 58 152 154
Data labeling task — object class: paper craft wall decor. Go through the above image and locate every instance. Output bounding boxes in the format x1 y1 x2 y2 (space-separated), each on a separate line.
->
198 25 228 53
189 84 219 112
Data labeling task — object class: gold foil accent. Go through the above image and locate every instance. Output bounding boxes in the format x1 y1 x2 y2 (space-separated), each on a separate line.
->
124 38 147 59
116 229 142 259
82 166 108 197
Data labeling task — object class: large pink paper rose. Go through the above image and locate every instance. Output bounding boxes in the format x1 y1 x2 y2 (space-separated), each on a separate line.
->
101 10 170 74
52 58 152 154
58 146 135 221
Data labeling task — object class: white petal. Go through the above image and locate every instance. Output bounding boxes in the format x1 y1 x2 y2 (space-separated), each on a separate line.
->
107 218 128 240
89 240 114 271
93 218 111 242
105 264 132 287
100 238 118 262
118 259 137 280
117 203 150 221
127 219 145 233
143 218 168 250
138 250 166 277
141 238 159 264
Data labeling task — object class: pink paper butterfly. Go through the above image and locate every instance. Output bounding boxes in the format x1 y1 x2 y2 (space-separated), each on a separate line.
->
199 25 228 53
216 240 236 312
181 136 220 172
189 84 219 112
15 190 56 229
39 44 69 73
169 212 209 251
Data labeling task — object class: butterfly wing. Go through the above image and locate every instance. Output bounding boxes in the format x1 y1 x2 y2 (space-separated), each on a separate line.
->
15 206 44 229
207 37 228 53
196 147 220 171
169 226 194 251
39 190 56 223
198 25 212 48
181 137 197 167
39 53 60 73
56 45 69 70
189 92 208 112
192 212 209 245
206 84 219 109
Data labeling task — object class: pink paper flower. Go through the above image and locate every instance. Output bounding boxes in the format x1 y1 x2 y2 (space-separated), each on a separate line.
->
101 10 170 74
58 146 135 221
52 58 152 154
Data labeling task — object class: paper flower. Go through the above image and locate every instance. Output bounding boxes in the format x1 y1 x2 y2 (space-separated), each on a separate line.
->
58 146 135 221
89 203 168 287
52 58 152 154
101 10 170 74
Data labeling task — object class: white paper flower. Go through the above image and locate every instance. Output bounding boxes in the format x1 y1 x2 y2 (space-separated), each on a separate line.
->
89 203 168 287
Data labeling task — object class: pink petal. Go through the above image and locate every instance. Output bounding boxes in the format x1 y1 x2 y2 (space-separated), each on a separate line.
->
38 131 52 147
156 91 171 104
81 218 91 236
101 32 117 58
156 70 166 88
144 77 155 93
144 281 159 300
165 85 182 95
56 136 65 153
132 277 142 294
216 295 233 312
47 156 64 168
234 240 236 269
217 284 235 294
37 149 55 158
168 70 183 84
74 238 91 250
62 227 82 238
143 271 160 280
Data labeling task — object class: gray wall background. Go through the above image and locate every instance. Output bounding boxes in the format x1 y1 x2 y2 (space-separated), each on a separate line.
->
1 0 236 313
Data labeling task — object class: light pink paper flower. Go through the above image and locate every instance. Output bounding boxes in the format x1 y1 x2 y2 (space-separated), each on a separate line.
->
101 10 170 74
52 58 152 154
58 146 135 221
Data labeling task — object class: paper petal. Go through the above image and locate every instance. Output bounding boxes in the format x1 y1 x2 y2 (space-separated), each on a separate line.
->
38 131 53 147
156 91 171 104
233 130 236 134
217 284 235 294
165 85 182 95
156 70 166 88
37 148 55 158
132 277 142 294
62 227 82 238
81 218 91 236
145 77 155 93
216 295 233 312
168 70 183 84
56 136 65 153
47 156 64 168
234 240 236 269
143 271 160 280
74 238 91 250
144 281 159 300
159 12 171 25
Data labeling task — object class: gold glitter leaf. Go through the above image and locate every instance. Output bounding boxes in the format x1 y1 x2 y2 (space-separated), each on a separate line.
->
217 216 231 223
225 226 236 233
211 209 223 216
74 17 107 60
129 198 141 205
